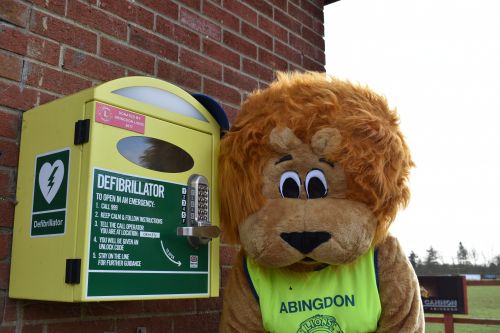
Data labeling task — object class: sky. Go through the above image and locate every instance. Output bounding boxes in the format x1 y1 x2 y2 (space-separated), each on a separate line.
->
324 0 500 264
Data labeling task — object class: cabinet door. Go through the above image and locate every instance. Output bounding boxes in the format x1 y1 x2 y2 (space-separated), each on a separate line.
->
77 101 215 300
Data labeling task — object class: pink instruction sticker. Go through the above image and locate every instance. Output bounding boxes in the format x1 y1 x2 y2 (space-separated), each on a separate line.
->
95 102 145 134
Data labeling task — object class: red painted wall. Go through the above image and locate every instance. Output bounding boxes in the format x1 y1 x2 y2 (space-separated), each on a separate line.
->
0 0 326 331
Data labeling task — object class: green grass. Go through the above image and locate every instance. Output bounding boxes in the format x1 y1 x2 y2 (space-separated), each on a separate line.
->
425 286 500 333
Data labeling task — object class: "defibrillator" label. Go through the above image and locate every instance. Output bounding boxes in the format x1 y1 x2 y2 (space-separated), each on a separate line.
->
31 148 70 237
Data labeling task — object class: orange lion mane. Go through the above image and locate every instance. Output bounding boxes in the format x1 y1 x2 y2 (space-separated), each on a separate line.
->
219 72 414 245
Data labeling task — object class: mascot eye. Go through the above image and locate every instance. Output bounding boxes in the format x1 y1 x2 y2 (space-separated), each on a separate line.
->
305 169 328 199
279 171 301 198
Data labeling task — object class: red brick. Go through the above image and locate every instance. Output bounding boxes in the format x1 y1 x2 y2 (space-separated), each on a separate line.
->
157 61 201 91
180 49 222 80
38 91 59 105
0 262 10 289
140 0 178 20
0 200 15 228
223 0 257 25
48 320 114 333
26 63 93 96
2 296 17 322
196 295 223 312
310 0 324 6
0 52 22 81
275 39 302 65
0 111 19 140
67 1 127 40
143 299 195 313
0 327 15 333
82 301 143 317
303 56 324 72
290 33 324 63
101 38 155 74
0 294 5 320
259 48 288 71
23 301 81 321
246 0 273 18
29 11 97 53
180 8 221 41
223 31 257 59
274 8 301 34
0 81 40 111
259 16 288 42
0 24 28 55
27 36 60 66
242 58 273 83
181 0 201 11
156 16 200 51
220 103 238 123
204 79 240 105
130 26 178 61
288 2 313 29
19 325 43 333
29 0 66 15
202 2 239 32
301 0 323 21
223 67 258 93
0 0 29 28
203 40 240 69
126 68 144 76
116 317 165 333
99 0 154 29
241 23 272 50
270 0 287 9
0 140 19 168
312 17 324 37
150 316 174 333
0 233 12 260
0 26 60 65
288 62 303 72
172 312 220 332
63 49 125 82
302 26 324 50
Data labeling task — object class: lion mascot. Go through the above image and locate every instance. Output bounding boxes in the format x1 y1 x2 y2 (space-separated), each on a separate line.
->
218 72 424 332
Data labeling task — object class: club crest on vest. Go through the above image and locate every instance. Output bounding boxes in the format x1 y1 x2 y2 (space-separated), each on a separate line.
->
297 314 344 333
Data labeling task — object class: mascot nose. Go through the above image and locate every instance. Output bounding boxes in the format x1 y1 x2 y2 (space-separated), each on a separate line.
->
280 232 331 254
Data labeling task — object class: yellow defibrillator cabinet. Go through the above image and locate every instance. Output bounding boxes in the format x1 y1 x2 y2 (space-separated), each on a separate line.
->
10 77 228 302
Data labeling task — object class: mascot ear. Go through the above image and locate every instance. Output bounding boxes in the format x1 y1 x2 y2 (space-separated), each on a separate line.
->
269 127 303 153
311 128 342 155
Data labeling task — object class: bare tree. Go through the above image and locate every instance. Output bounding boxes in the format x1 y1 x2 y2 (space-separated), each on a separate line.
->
425 246 440 266
457 242 469 265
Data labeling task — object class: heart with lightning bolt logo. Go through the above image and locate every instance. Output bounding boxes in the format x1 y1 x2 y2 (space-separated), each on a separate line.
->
38 160 65 204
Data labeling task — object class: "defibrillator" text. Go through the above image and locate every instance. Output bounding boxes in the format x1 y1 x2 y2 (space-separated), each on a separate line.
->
97 174 165 198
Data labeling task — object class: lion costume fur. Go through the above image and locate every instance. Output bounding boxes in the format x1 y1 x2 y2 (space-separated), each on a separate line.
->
219 72 424 332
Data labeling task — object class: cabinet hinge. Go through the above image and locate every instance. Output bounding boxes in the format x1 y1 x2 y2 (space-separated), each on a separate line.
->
65 259 81 284
74 119 90 145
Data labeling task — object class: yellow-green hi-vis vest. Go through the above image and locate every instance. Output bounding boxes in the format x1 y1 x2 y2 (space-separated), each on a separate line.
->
244 248 381 333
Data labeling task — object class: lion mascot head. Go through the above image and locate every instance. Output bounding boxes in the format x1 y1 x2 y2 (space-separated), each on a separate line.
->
219 71 412 268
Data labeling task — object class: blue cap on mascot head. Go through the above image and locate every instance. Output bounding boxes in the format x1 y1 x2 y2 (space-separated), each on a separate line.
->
191 93 230 134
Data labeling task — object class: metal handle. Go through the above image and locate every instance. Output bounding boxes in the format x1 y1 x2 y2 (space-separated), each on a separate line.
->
177 225 221 238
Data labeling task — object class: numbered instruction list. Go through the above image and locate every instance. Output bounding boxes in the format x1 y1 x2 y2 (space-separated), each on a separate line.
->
89 168 188 270
86 169 209 298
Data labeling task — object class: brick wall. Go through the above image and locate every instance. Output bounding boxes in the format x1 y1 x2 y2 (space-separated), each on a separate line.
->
0 0 326 332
